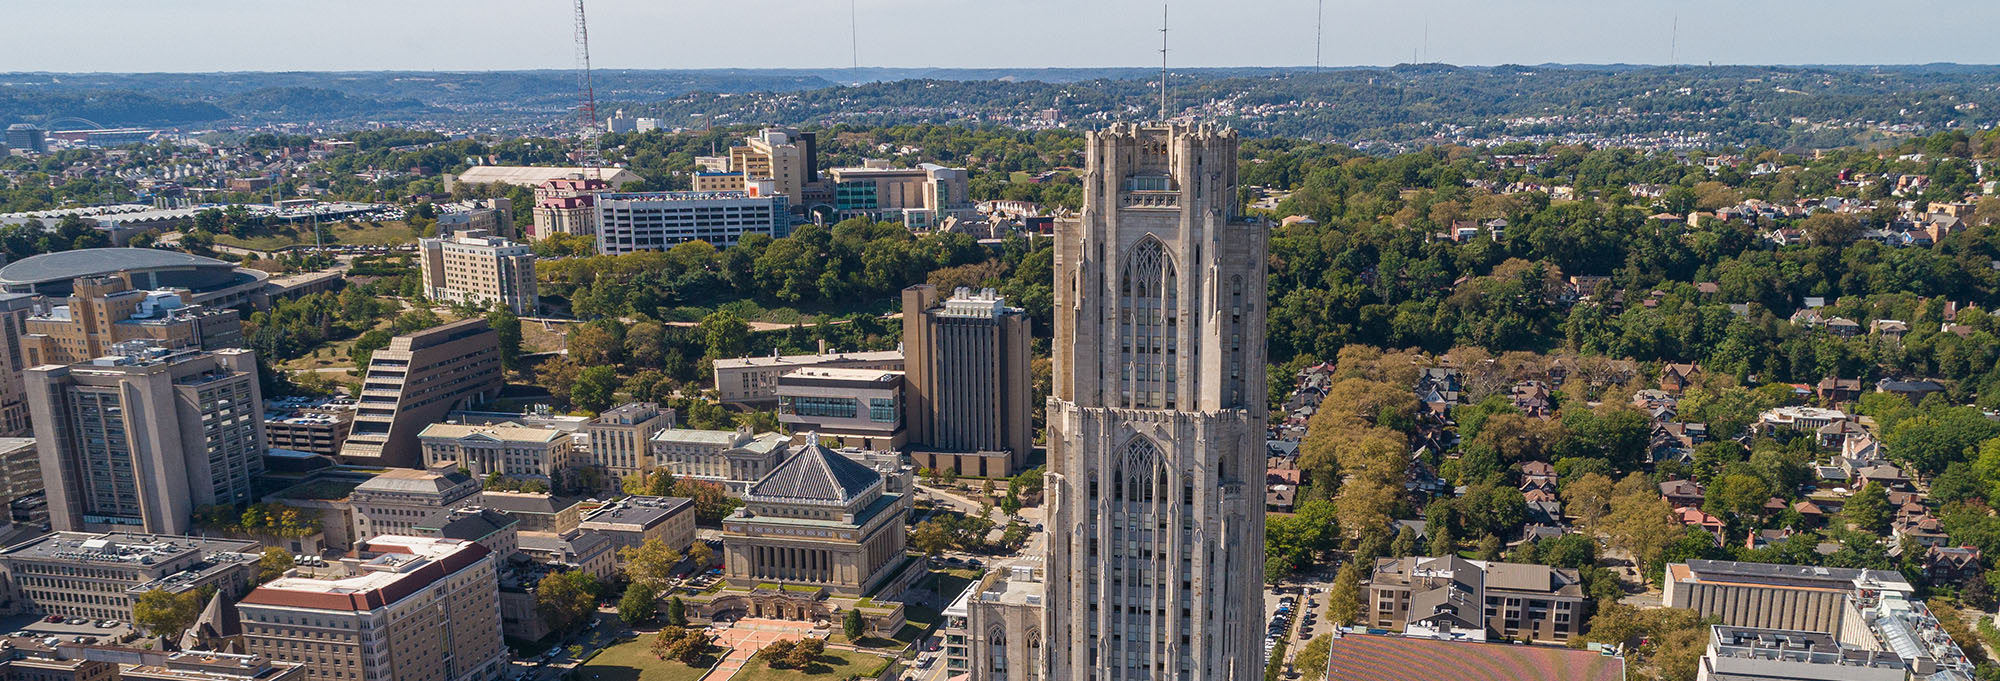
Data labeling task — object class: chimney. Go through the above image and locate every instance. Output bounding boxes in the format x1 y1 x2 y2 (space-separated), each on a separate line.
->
818 339 828 355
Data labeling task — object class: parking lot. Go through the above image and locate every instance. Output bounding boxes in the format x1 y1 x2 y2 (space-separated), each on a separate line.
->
1265 569 1337 676
0 613 134 647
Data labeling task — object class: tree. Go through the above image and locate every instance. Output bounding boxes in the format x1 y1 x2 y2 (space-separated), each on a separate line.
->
1602 475 1682 578
688 542 715 569
257 546 294 583
535 358 583 410
1561 472 1615 528
572 365 620 413
1476 534 1504 561
1844 482 1890 534
1800 212 1862 245
133 588 204 641
1429 523 1457 557
674 479 742 524
1294 634 1333 681
534 570 599 634
844 608 866 641
785 637 824 670
486 305 524 371
699 311 750 360
652 626 712 665
666 596 688 626
619 584 658 625
348 328 393 367
1704 473 1773 520
1327 562 1362 626
1889 406 2000 477
619 538 683 591
1389 525 1419 558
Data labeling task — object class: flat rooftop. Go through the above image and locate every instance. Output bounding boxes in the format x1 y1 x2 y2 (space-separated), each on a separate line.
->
580 496 691 528
713 349 902 370
0 531 258 566
419 421 566 444
239 536 489 612
1674 559 1913 592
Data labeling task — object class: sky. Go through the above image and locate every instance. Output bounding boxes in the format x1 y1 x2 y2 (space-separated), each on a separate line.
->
8 0 2000 73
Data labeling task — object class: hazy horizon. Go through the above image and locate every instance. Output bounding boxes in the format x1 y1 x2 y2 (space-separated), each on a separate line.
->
9 0 2000 73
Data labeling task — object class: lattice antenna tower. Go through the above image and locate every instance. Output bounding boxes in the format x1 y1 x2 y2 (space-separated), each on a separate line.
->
574 0 604 179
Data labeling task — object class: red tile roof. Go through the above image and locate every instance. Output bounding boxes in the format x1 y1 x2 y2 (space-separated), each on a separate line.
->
1324 634 1624 681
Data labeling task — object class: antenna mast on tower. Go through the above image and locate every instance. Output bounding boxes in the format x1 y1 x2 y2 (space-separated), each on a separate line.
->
573 0 603 180
1158 4 1169 121
1314 0 1323 70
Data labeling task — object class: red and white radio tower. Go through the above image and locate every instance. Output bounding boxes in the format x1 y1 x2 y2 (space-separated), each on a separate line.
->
573 0 603 179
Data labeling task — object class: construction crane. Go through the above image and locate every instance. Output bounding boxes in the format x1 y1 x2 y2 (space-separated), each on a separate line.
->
572 0 603 179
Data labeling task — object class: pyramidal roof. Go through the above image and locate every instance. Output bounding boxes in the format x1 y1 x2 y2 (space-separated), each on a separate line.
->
747 439 880 504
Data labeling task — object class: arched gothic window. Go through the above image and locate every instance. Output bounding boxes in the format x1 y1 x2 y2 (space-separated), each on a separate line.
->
1119 236 1178 409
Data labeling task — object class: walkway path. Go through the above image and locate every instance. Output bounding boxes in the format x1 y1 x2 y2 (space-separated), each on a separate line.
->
703 619 822 680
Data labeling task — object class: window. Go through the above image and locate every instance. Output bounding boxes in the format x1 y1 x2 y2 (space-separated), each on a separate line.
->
868 398 897 422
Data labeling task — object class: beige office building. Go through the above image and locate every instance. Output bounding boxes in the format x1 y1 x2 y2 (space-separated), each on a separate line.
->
20 275 243 368
262 399 354 456
436 197 515 240
417 229 537 316
1364 556 1588 643
721 443 910 598
712 346 903 407
348 468 482 541
237 536 507 681
584 402 671 490
0 437 38 509
122 652 305 681
827 162 973 229
580 495 695 557
902 285 1032 477
729 128 817 204
0 654 119 681
649 426 790 494
27 343 264 535
1663 559 1914 634
776 368 906 450
0 293 38 435
0 531 260 623
339 319 504 468
480 492 583 534
418 421 574 484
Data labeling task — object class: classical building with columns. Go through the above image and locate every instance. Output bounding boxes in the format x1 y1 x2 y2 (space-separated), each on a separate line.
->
719 439 912 598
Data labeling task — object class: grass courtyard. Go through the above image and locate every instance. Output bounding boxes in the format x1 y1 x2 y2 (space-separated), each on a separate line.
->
728 650 891 681
214 220 420 252
572 637 711 681
574 635 889 681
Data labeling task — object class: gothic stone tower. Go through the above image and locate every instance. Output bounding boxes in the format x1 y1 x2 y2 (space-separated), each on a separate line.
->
1043 122 1267 681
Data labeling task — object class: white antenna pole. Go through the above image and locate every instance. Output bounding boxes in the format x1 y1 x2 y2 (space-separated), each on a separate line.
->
1159 3 1169 121
850 0 859 73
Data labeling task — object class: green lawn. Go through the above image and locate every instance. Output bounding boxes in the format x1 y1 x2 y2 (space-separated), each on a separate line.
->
572 637 712 681
214 220 420 252
728 650 889 681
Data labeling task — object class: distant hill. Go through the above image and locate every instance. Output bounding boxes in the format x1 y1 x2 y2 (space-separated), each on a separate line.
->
4 65 2000 148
